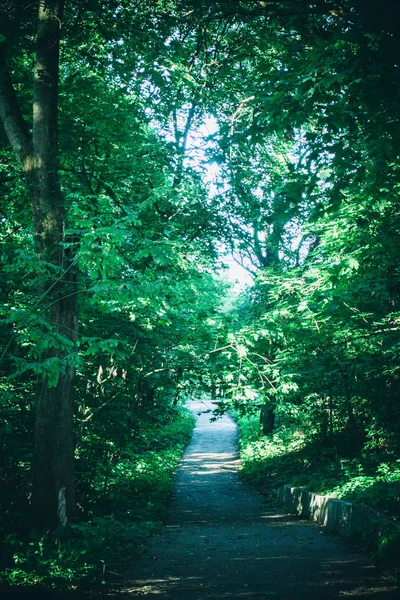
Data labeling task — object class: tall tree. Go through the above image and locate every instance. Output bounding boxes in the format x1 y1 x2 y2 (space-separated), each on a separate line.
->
0 0 76 527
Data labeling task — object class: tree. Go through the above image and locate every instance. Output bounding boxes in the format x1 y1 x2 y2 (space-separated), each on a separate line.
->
0 0 226 529
1 0 400 542
0 0 78 527
207 0 400 452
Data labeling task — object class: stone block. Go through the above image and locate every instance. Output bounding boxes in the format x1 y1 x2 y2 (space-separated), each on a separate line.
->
325 498 352 534
277 484 399 544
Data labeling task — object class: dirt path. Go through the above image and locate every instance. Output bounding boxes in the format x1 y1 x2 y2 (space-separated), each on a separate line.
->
113 401 398 599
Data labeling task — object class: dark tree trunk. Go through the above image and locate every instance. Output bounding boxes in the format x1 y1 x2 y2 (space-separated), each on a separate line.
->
329 394 334 444
32 243 77 527
260 401 275 435
0 0 77 528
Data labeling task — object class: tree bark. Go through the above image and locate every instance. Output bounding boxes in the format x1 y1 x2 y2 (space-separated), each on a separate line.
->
32 0 77 529
260 400 275 435
0 0 77 528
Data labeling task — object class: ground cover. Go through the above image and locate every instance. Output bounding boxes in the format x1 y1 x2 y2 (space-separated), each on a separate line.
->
236 413 400 563
0 406 195 592
118 401 399 599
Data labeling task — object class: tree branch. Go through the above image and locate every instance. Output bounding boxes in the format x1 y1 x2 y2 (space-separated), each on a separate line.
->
82 392 120 423
0 45 33 172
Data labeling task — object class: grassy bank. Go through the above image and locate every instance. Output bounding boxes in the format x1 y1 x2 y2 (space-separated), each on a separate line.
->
0 406 195 591
236 413 400 562
237 414 400 516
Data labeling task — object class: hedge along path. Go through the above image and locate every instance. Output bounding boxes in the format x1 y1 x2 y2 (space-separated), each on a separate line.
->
114 400 398 600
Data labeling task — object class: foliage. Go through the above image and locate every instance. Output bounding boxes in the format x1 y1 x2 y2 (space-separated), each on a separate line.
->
1 0 400 589
237 413 400 519
0 407 195 589
200 1 400 538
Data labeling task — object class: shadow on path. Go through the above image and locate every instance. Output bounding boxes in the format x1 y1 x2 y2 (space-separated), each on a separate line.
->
113 401 398 599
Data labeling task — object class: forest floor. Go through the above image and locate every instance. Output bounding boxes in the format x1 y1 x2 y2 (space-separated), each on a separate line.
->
110 400 399 600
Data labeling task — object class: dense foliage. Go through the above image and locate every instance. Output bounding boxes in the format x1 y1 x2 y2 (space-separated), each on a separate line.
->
1 405 195 588
1 0 400 589
209 0 400 561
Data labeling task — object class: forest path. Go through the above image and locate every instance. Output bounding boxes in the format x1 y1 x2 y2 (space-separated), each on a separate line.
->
113 400 397 600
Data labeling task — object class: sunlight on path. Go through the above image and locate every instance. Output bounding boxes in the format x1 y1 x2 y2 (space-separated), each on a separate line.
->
113 400 398 600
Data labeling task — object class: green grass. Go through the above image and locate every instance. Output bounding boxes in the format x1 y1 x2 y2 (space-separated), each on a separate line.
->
0 406 195 590
237 413 400 564
237 413 400 518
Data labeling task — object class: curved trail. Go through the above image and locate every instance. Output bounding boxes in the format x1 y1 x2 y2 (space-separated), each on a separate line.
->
115 401 397 599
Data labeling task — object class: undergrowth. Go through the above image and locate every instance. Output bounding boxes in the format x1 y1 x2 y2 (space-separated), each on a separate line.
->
236 413 400 564
0 406 195 591
237 413 400 517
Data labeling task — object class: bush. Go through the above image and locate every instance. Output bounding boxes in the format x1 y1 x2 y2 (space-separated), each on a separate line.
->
0 406 195 590
237 414 400 518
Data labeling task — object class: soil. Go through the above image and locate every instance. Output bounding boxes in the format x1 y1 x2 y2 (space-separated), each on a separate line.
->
112 400 399 600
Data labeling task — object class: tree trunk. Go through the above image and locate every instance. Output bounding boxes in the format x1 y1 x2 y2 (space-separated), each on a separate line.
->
0 0 78 528
32 242 77 527
32 0 77 528
260 401 275 435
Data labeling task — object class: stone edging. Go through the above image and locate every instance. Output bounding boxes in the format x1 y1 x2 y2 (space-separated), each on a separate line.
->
277 484 399 543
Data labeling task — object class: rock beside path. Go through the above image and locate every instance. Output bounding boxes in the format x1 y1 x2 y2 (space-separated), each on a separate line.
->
113 400 398 599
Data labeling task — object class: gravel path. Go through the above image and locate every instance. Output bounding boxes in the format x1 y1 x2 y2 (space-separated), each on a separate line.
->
114 400 398 599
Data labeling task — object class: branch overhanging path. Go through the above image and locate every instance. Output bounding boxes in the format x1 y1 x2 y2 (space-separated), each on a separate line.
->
113 401 397 600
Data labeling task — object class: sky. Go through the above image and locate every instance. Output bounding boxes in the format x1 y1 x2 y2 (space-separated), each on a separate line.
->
186 116 254 290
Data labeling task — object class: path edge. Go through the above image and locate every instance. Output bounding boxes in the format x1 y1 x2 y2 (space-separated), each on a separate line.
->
277 484 400 545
